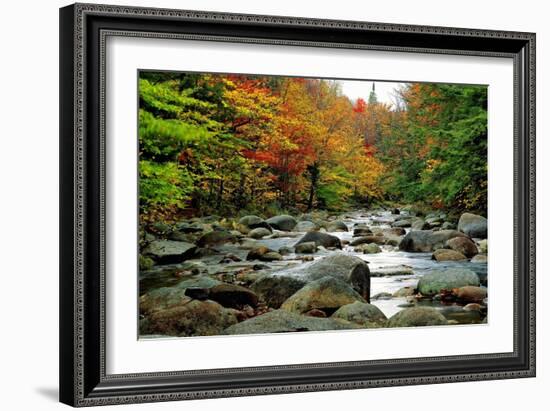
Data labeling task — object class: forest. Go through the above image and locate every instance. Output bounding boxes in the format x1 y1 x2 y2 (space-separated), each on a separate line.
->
138 72 488 225
138 71 489 337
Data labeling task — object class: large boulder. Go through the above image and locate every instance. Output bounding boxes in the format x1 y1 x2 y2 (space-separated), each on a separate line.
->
248 227 272 239
266 214 297 231
387 307 448 327
399 230 467 252
353 226 372 237
196 230 238 247
281 276 366 315
294 232 342 249
458 213 487 239
446 236 478 258
350 236 386 246
250 275 307 308
222 309 360 335
295 241 317 254
432 249 468 261
392 219 412 228
417 268 480 296
294 221 318 232
142 240 197 264
238 215 269 230
331 301 387 327
141 299 238 337
326 220 349 232
411 218 430 231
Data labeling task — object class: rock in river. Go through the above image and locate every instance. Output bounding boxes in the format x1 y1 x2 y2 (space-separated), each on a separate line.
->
266 214 297 231
295 241 317 254
141 299 239 337
196 230 238 247
248 227 272 239
432 249 468 262
250 275 307 308
294 231 342 249
294 220 318 232
399 229 467 252
331 301 387 327
452 285 488 303
281 276 366 315
326 220 349 232
458 212 488 239
142 240 197 264
417 268 480 296
386 307 448 327
446 236 478 258
223 309 360 335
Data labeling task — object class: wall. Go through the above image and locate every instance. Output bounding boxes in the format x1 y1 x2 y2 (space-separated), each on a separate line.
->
0 0 545 409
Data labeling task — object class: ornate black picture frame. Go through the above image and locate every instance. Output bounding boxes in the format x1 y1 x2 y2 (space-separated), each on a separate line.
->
59 3 535 407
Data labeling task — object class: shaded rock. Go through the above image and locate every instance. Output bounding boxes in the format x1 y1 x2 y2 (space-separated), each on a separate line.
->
248 227 272 239
399 230 467 252
142 240 198 264
384 227 406 236
439 306 482 324
350 236 386 246
238 215 272 232
458 212 487 239
208 283 259 308
294 221 318 232
326 220 348 232
471 254 488 263
446 236 478 258
250 275 307 308
331 301 387 327
295 231 342 249
432 249 468 261
370 265 414 277
281 276 365 315
392 208 400 215
387 307 447 328
392 219 412 228
464 303 483 311
452 286 487 303
222 309 360 335
266 214 297 231
305 308 327 317
417 268 480 296
196 230 237 247
260 251 282 261
393 286 416 297
295 241 317 254
353 226 372 237
142 299 238 337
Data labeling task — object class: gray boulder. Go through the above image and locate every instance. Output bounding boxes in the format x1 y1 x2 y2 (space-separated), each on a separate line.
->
458 213 487 239
326 220 349 232
331 301 387 327
142 240 197 264
223 309 360 335
196 230 238 247
399 230 467 252
281 276 366 315
417 268 480 296
411 218 430 231
266 214 298 231
295 241 317 254
387 307 448 327
350 236 386 246
248 227 272 239
295 231 342 249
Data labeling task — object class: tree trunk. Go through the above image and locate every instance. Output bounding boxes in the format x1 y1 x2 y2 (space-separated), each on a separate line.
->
306 163 319 211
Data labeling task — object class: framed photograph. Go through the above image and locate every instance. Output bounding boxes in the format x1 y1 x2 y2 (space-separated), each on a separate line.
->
59 3 536 407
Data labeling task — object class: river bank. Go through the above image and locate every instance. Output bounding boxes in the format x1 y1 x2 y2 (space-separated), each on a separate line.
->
139 208 488 338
